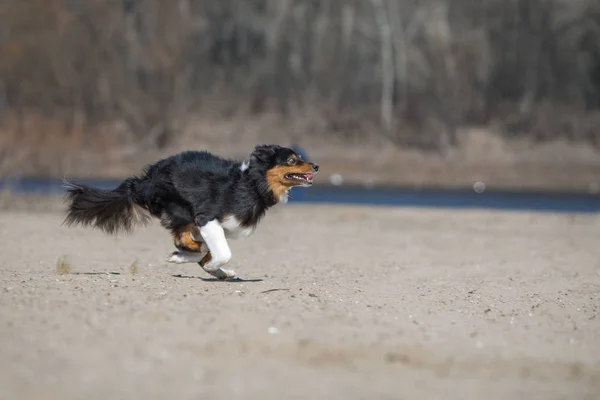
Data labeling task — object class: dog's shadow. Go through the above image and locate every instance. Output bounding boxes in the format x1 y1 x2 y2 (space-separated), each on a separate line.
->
172 274 263 283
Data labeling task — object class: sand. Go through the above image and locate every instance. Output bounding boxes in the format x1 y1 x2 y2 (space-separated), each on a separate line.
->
0 201 599 400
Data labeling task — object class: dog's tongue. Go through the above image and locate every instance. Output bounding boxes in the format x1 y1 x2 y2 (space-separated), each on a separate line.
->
306 173 313 180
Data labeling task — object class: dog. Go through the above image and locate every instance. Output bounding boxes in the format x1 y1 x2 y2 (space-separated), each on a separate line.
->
63 144 319 280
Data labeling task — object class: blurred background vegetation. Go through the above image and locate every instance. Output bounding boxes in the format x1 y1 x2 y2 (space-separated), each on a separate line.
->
1 0 599 190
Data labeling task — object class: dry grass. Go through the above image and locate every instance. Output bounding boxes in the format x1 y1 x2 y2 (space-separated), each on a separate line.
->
56 256 72 275
128 261 139 276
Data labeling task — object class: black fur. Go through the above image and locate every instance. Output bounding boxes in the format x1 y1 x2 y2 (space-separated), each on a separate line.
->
63 144 318 236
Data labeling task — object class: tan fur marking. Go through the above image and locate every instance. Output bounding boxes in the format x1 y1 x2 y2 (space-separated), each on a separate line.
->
199 252 212 267
266 163 314 201
172 224 203 252
266 171 289 202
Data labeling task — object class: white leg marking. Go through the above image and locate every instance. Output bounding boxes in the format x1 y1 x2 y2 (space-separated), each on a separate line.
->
166 250 204 264
198 219 236 279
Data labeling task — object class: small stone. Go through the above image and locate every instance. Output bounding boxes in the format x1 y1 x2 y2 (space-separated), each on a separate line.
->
473 181 486 194
330 174 344 186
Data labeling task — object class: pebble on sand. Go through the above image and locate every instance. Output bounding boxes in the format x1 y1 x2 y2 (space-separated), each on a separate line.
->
268 327 280 335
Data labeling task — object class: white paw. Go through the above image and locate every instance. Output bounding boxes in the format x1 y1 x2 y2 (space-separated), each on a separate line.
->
209 268 237 280
166 251 187 264
166 251 203 264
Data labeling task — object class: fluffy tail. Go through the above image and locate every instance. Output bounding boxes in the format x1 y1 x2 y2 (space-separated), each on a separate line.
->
62 178 150 234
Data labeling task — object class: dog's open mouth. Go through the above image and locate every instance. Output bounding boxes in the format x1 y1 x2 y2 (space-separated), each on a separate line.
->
285 172 313 185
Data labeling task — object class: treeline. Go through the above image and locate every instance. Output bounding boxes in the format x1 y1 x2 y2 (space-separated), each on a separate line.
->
1 0 599 150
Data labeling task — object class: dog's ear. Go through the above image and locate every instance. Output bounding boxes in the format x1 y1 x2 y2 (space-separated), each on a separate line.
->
251 144 277 163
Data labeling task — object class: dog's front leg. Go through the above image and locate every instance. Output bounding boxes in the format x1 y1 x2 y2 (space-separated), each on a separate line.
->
197 219 237 280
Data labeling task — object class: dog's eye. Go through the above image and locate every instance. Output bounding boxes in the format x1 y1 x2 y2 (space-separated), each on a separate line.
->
287 158 296 165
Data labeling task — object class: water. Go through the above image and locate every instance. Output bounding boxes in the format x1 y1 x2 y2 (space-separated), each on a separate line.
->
1 178 598 214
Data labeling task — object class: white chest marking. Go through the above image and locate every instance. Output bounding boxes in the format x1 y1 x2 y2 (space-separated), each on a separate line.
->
220 215 256 239
279 191 289 204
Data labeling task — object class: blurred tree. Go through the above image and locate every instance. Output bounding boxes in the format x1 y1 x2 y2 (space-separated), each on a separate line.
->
0 0 599 150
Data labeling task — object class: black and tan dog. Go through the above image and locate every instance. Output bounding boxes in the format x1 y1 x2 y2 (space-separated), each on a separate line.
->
63 145 318 279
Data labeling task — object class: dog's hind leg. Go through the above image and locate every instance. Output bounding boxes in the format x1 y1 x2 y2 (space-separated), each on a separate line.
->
172 224 203 252
166 250 205 263
166 224 205 263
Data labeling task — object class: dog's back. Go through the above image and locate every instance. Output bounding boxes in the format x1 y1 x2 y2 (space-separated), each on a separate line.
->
140 151 241 229
63 151 237 235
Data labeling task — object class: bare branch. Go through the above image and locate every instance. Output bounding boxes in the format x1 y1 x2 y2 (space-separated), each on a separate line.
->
371 0 394 136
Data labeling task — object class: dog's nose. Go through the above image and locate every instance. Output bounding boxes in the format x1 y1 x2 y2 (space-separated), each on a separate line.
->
311 163 319 172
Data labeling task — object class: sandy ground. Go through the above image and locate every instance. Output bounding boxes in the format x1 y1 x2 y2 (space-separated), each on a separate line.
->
0 200 599 400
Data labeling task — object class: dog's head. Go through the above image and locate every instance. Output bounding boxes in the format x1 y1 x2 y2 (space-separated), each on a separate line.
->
244 144 319 201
